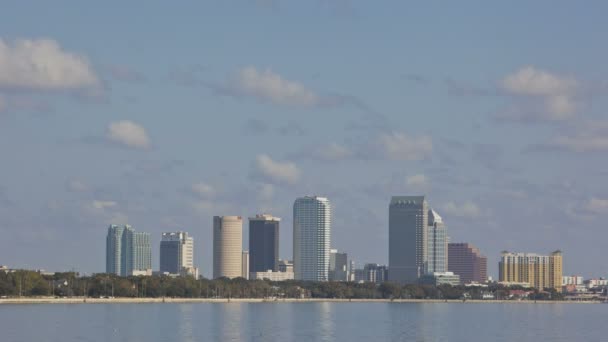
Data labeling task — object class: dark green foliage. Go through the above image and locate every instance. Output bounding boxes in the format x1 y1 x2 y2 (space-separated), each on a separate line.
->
0 270 565 300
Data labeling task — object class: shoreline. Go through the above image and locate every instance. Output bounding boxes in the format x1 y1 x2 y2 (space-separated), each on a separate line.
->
0 297 602 305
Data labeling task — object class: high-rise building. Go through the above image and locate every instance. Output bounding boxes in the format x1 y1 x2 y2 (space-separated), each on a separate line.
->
498 250 563 290
160 231 198 277
248 214 280 273
329 249 348 281
426 209 448 274
389 196 428 284
448 243 487 284
121 226 152 276
242 251 249 279
293 196 331 281
106 224 151 276
213 216 243 279
106 225 124 275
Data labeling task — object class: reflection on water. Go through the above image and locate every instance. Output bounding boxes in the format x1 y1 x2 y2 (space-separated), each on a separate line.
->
0 302 605 342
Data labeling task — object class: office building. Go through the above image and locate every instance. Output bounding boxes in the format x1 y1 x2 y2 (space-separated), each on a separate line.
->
562 275 584 286
389 196 428 283
329 249 348 281
419 272 461 286
121 226 152 276
242 251 249 279
213 216 243 279
448 243 488 284
106 224 151 276
250 270 295 281
498 250 563 290
293 196 331 281
249 214 280 273
106 225 124 275
160 231 198 278
353 264 388 283
426 209 448 273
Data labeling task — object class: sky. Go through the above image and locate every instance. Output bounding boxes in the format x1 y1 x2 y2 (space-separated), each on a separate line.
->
1 1 608 278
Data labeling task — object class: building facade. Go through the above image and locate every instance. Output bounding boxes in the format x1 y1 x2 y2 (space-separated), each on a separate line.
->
419 272 461 286
213 216 243 279
250 270 295 281
278 259 293 273
329 249 348 281
293 196 331 281
242 251 249 279
389 196 428 283
426 209 448 274
106 224 151 276
498 251 563 290
160 231 197 277
448 242 488 284
106 225 124 275
249 214 280 273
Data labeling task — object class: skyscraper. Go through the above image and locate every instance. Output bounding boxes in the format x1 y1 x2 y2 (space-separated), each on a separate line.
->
213 216 243 279
426 209 448 273
248 214 280 273
106 225 124 275
160 231 197 277
498 250 563 290
106 224 151 276
448 242 487 284
293 196 331 281
389 196 428 284
329 249 348 281
121 225 152 276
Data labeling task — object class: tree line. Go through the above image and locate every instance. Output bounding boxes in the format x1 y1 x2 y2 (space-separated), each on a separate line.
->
0 270 564 300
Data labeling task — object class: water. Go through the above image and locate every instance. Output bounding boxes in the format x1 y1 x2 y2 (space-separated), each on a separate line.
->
0 302 605 342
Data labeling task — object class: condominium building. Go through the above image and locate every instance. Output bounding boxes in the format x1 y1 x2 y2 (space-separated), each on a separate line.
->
249 214 280 273
389 196 428 283
213 216 243 279
160 231 198 277
498 250 563 290
426 209 448 274
121 226 152 276
105 224 151 276
329 249 348 281
293 196 331 281
106 225 124 275
448 243 488 284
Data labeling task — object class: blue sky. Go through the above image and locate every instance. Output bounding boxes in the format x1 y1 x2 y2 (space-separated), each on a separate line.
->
1 1 608 278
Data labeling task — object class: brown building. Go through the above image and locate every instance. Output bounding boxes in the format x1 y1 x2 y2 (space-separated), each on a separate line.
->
498 250 563 290
447 243 487 284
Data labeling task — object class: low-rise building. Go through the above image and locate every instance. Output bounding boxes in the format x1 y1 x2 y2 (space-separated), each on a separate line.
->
419 272 461 286
250 270 295 281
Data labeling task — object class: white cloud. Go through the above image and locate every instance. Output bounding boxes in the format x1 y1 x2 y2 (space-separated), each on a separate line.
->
0 38 100 91
312 143 353 161
378 133 432 161
92 200 117 210
406 174 429 188
191 182 215 198
442 201 481 219
502 66 577 96
232 66 318 106
252 154 300 185
106 120 151 149
500 66 579 121
66 180 88 192
583 198 608 214
542 121 608 152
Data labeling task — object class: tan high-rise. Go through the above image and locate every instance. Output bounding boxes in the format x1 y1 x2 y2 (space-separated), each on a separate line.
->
213 216 243 279
498 250 563 290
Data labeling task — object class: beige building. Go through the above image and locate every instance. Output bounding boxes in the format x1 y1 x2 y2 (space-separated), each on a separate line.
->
213 216 243 279
498 250 562 290
250 270 295 281
242 250 249 280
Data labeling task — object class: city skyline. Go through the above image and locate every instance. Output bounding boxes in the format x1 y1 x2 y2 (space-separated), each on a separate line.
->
2 2 608 279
